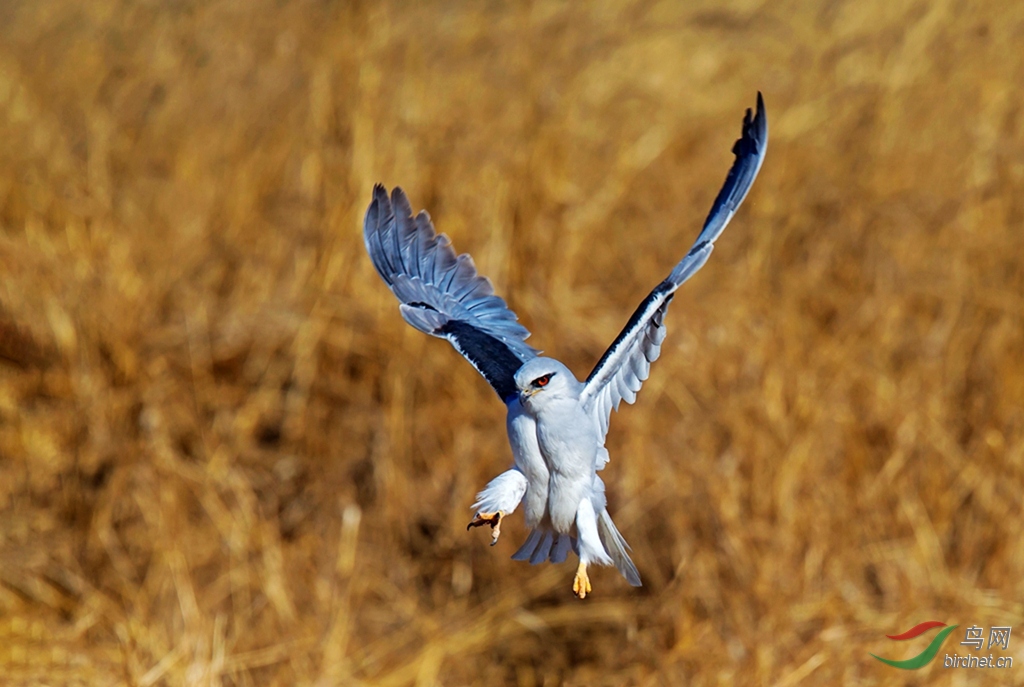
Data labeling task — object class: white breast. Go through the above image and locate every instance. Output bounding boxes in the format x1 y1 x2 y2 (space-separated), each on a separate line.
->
534 398 602 532
505 400 549 529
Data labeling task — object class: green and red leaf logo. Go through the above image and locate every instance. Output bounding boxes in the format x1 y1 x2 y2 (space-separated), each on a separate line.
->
872 621 959 670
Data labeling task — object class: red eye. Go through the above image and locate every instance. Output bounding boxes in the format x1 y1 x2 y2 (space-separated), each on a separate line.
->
534 375 550 388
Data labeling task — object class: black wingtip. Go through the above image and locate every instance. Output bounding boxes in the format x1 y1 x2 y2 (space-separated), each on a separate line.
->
733 92 767 157
390 186 408 205
366 184 385 226
367 183 393 225
370 183 391 215
754 91 767 141
390 186 414 225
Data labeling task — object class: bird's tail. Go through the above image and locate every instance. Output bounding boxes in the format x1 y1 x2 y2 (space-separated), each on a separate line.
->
511 528 575 565
597 509 642 587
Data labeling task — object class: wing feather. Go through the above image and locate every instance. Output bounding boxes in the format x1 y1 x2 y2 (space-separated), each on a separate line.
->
580 93 768 438
364 185 537 400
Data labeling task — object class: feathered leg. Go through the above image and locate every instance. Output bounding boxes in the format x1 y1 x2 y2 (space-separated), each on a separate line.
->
468 468 528 545
573 496 612 599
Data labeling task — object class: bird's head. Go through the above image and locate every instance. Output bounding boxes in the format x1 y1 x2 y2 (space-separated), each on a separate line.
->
514 357 578 411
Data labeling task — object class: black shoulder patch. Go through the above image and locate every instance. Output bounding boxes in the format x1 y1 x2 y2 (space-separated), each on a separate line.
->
440 320 525 401
586 280 673 383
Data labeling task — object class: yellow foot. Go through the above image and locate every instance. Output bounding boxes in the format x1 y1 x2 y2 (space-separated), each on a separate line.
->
572 562 592 600
466 511 505 546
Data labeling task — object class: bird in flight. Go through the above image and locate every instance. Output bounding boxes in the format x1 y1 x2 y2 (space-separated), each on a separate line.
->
363 93 767 599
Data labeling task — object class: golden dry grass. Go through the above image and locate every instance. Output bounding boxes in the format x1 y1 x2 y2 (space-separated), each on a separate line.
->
1 0 1023 685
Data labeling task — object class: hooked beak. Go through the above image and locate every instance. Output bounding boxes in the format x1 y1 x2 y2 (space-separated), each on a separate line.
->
519 388 539 405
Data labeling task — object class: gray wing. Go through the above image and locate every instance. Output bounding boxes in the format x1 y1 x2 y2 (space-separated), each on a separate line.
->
580 93 768 439
364 185 537 401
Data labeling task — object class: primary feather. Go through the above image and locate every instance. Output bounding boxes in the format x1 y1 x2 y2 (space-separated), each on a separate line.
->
363 185 537 400
579 92 768 439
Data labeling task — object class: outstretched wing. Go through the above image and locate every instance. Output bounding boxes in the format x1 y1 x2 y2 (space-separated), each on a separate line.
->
364 185 537 401
580 92 768 439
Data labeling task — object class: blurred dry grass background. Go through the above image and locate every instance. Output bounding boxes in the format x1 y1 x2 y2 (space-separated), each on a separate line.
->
0 0 1022 685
